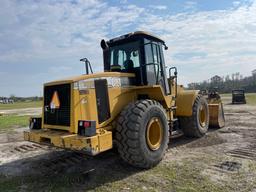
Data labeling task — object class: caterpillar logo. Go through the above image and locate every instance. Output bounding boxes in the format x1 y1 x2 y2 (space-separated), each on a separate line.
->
50 91 60 109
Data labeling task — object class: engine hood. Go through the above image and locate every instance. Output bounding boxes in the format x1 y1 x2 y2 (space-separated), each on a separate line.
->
44 72 135 86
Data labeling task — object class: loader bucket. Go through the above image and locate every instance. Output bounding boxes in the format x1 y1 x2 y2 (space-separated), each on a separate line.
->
208 103 225 128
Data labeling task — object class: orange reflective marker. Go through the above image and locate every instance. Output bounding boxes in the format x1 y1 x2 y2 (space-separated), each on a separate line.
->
50 91 60 109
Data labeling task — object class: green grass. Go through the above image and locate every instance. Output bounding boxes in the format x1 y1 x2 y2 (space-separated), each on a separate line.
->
0 155 255 192
220 93 256 105
220 93 232 97
246 93 256 105
0 115 30 131
0 101 42 110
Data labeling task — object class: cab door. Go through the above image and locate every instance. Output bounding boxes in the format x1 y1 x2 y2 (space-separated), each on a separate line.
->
144 42 170 95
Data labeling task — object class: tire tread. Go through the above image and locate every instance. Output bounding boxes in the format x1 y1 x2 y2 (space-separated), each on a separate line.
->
116 99 169 168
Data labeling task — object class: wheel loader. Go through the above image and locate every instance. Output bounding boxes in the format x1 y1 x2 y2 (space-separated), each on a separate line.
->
232 89 246 104
24 31 225 168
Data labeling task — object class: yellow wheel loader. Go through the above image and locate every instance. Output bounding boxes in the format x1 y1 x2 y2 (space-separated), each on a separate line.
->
24 31 225 168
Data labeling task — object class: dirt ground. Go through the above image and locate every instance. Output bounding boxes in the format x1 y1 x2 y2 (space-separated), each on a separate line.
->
0 98 256 192
0 108 41 116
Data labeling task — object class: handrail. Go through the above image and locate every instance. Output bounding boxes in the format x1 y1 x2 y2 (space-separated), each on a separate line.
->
168 67 178 98
80 58 94 75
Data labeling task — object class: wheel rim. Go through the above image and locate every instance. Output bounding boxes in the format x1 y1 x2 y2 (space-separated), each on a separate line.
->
146 117 163 151
199 105 206 127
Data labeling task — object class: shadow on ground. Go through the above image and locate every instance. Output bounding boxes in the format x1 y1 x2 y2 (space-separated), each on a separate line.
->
0 148 141 191
0 127 222 191
169 127 222 148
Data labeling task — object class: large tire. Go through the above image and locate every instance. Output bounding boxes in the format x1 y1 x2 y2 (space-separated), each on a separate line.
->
179 95 209 138
115 100 169 169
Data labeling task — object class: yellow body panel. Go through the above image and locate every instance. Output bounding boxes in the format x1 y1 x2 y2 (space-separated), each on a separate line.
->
75 87 137 130
43 74 175 133
44 72 135 86
43 72 138 133
24 129 112 155
135 86 173 108
176 89 199 116
103 88 137 126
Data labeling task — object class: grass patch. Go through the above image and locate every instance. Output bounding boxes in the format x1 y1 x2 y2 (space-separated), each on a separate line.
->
220 93 232 97
0 115 30 131
0 157 255 192
92 159 226 192
246 93 256 105
0 101 42 110
0 175 20 192
220 93 256 105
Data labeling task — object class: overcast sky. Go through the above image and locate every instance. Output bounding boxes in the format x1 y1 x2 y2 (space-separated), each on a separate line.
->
0 0 256 97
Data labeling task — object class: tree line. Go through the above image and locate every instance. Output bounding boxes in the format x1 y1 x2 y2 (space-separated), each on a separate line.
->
0 95 43 102
187 72 256 93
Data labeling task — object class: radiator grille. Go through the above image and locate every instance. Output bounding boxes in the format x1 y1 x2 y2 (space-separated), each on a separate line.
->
44 84 71 126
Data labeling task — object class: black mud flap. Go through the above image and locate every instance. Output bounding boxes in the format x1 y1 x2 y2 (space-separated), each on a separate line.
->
95 79 111 123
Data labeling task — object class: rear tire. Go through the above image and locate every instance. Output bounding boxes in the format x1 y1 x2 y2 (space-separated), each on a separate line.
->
179 95 209 138
115 100 169 169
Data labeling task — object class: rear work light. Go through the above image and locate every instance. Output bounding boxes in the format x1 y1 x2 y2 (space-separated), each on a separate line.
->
83 121 91 128
29 117 42 130
78 120 96 137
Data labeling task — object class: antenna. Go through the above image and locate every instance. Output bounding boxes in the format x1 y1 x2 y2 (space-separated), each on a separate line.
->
80 58 93 75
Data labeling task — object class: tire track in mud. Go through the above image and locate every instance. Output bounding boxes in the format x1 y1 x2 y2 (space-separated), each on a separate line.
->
11 144 44 153
33 151 90 175
202 103 256 181
223 106 256 161
0 142 53 167
1 143 48 155
0 142 95 178
226 144 256 160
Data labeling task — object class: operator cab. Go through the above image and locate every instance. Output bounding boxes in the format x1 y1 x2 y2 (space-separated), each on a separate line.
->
101 31 170 95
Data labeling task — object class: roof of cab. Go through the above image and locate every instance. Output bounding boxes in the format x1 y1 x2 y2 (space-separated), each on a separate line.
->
108 31 165 44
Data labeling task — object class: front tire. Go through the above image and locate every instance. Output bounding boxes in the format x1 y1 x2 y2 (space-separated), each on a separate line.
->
179 95 209 138
115 100 169 169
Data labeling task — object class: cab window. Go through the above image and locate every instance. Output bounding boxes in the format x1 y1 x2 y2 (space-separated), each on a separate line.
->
109 41 141 72
144 43 162 80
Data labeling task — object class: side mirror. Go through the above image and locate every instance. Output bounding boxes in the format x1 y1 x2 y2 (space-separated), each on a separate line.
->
101 39 108 50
